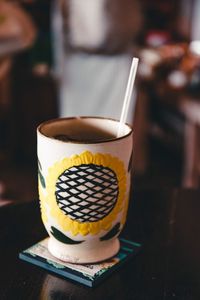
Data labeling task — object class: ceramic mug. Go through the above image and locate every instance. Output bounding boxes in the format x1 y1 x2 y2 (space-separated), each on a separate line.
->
37 117 133 263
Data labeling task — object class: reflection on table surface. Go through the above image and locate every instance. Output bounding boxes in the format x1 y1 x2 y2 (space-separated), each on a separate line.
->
1 189 200 299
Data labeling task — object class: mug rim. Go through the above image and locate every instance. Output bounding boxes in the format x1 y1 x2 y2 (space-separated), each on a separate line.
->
37 116 133 144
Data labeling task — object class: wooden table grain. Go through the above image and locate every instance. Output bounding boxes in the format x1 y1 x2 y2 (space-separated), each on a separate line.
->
1 189 200 299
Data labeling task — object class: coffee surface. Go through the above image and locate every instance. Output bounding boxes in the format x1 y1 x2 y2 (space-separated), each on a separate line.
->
40 118 121 143
53 129 115 142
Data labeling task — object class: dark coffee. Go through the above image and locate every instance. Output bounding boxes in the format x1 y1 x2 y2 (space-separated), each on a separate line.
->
40 117 121 143
53 129 115 143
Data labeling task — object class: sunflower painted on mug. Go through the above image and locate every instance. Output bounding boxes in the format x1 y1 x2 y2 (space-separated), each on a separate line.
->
44 151 126 236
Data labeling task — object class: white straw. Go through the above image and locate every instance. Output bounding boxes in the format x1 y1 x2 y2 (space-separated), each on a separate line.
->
117 57 139 137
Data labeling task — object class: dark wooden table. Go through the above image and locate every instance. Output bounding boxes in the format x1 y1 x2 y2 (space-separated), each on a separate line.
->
1 189 200 299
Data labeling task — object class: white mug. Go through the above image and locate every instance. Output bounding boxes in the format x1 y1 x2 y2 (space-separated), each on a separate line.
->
37 117 133 263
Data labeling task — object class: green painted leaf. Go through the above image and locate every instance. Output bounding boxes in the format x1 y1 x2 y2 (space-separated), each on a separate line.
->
38 169 46 188
100 223 121 241
50 226 84 244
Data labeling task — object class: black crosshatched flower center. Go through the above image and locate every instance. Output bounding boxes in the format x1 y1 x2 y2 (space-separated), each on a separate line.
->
55 164 119 222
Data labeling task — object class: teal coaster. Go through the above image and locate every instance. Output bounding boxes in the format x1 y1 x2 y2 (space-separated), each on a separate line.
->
19 238 141 287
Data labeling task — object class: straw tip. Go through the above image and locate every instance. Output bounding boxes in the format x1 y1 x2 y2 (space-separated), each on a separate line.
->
132 57 139 63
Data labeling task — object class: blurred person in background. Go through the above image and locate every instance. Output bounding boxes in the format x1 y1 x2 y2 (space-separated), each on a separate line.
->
52 0 143 124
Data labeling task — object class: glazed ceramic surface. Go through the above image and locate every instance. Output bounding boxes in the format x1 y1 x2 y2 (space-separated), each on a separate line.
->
37 117 133 263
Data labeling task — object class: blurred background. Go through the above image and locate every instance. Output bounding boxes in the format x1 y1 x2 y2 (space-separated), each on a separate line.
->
0 0 200 204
